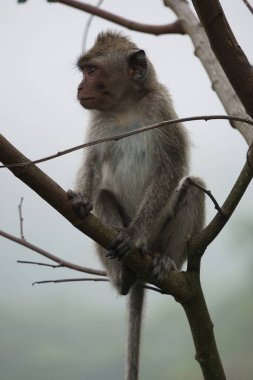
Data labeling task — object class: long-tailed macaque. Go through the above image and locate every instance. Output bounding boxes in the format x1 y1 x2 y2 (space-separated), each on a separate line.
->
68 31 205 380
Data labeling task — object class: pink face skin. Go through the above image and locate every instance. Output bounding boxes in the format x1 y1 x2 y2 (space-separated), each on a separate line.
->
77 62 112 111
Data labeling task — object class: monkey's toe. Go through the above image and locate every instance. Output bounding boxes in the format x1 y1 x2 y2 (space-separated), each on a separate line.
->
152 255 179 282
67 190 93 219
107 232 133 260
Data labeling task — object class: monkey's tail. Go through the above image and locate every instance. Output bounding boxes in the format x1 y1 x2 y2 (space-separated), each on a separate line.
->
126 282 145 380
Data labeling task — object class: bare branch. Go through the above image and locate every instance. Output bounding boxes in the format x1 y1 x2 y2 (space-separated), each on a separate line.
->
33 277 109 286
17 260 63 268
81 0 104 52
18 197 25 240
1 133 252 301
0 134 193 301
188 144 253 270
187 178 226 218
242 0 253 15
1 115 252 169
53 0 184 35
191 0 253 119
33 278 164 294
164 0 253 145
0 230 106 276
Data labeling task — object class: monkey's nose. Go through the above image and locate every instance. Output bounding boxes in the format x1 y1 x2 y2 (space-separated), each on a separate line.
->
78 82 84 92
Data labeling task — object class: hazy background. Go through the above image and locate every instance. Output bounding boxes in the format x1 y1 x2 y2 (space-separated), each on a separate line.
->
0 1 253 379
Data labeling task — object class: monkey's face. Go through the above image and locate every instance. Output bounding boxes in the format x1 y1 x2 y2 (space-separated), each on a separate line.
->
77 60 111 111
77 50 148 112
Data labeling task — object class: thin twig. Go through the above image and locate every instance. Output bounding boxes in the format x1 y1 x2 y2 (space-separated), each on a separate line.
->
55 0 184 35
187 178 227 219
18 197 25 240
82 0 104 53
32 277 109 285
188 143 253 269
17 260 64 268
32 277 164 294
1 115 252 169
242 0 253 15
0 230 106 276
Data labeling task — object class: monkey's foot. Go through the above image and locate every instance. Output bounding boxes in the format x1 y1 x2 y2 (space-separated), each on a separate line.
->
152 255 179 282
106 230 133 260
67 190 93 219
107 229 147 260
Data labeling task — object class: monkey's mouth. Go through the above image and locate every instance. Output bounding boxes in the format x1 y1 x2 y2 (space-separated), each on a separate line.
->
79 97 96 108
79 97 96 102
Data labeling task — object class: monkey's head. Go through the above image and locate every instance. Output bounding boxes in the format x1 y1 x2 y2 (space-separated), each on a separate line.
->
76 31 156 112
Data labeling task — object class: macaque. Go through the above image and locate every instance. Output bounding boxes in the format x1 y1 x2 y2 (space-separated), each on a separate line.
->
68 31 205 380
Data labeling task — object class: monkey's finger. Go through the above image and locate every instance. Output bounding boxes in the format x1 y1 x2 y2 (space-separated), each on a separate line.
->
78 204 93 218
108 236 124 250
107 244 131 260
67 189 76 200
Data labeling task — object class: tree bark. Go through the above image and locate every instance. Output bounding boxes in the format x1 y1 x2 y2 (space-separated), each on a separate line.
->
191 0 253 120
164 0 253 145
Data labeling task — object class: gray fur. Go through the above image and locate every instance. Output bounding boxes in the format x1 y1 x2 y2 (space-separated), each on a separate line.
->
71 31 205 380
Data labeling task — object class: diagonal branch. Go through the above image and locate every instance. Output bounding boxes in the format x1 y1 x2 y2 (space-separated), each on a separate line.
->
1 115 252 169
191 0 253 119
0 133 193 301
188 143 253 271
164 0 253 145
242 0 253 15
50 0 184 35
0 229 106 276
187 178 226 218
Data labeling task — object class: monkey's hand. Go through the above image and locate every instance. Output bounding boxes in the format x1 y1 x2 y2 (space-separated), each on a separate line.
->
67 190 93 219
106 229 147 260
152 255 179 282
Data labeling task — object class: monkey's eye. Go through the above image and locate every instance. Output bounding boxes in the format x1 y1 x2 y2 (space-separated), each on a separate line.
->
85 64 97 75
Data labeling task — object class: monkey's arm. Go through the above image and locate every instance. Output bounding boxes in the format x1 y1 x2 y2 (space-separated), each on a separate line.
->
68 150 100 218
108 157 184 259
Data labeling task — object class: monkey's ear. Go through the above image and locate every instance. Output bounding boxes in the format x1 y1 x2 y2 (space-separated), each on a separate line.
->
128 50 147 81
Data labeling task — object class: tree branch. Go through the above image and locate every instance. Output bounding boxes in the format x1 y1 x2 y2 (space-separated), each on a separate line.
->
0 134 234 379
188 142 253 271
32 277 109 285
17 260 64 268
0 133 194 301
187 178 226 217
242 0 253 15
181 275 226 380
191 0 253 119
81 0 104 52
0 229 106 276
1 115 252 169
18 197 25 240
164 0 253 145
50 0 185 35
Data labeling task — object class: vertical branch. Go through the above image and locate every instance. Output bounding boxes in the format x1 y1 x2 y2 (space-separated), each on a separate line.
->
180 273 226 380
81 0 104 52
18 197 25 240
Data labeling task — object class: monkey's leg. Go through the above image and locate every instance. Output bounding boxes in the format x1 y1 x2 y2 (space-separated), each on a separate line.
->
94 190 136 295
152 176 205 280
